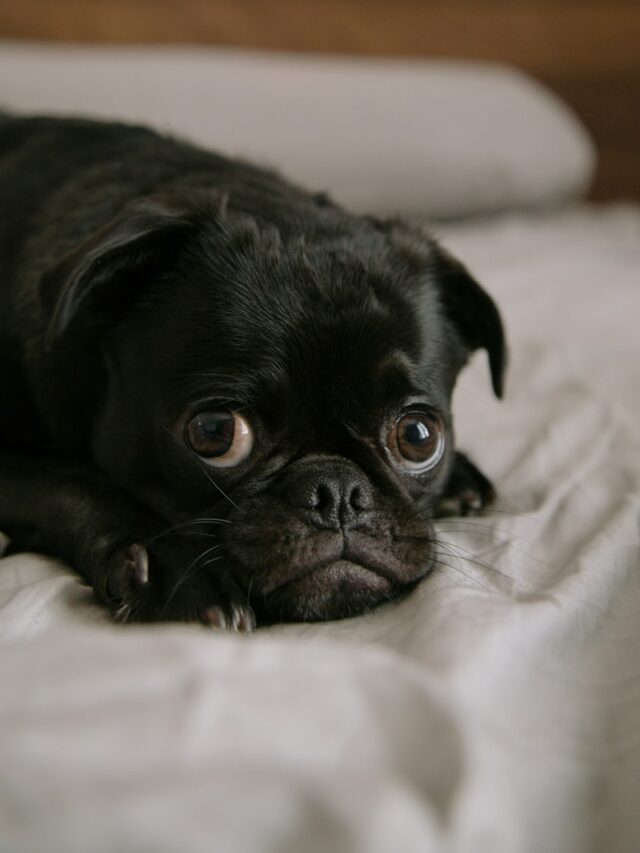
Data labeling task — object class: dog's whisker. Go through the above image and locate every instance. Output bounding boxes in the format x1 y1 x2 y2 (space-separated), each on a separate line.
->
430 556 493 592
165 517 231 526
193 554 225 573
193 461 239 510
246 574 256 608
114 600 133 623
160 558 223 619
162 425 240 511
433 541 509 590
436 538 515 577
434 536 521 584
433 523 522 554
145 528 221 547
434 521 556 575
485 508 537 520
435 516 532 540
191 372 235 381
431 559 480 588
143 515 231 548
435 535 506 572
404 501 436 524
160 544 224 616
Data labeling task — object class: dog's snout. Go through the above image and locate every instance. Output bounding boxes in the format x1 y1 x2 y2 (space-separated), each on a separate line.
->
287 465 374 531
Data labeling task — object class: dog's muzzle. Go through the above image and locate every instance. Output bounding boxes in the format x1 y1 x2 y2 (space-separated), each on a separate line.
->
218 456 433 622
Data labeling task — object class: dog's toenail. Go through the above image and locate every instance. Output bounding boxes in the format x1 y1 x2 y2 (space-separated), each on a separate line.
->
203 605 227 629
124 543 149 586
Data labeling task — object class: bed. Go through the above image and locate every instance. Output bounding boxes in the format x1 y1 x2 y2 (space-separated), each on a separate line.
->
0 43 639 853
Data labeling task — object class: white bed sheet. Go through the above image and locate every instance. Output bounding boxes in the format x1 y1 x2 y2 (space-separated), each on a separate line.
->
1 205 639 853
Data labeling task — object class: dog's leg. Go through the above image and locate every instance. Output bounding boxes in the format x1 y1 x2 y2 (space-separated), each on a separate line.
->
436 451 496 517
0 453 255 630
0 451 161 606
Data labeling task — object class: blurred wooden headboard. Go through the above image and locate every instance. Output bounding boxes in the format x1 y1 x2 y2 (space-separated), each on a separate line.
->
1 0 638 201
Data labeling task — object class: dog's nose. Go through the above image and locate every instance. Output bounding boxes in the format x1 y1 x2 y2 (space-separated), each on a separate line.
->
286 464 374 531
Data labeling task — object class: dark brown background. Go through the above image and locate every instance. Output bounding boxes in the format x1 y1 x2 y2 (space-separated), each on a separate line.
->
1 0 638 201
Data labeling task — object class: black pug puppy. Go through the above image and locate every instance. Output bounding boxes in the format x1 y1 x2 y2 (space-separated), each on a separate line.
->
0 114 505 631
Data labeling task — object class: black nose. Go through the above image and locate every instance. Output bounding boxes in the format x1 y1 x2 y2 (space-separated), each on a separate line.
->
286 462 375 531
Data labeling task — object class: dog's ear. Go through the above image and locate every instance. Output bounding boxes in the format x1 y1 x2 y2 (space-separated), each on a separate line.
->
367 217 507 398
39 196 197 348
433 247 507 398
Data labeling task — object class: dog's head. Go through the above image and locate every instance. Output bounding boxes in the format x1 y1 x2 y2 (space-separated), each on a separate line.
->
39 189 505 622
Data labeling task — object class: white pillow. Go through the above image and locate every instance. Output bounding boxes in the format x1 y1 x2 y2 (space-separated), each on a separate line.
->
0 42 596 218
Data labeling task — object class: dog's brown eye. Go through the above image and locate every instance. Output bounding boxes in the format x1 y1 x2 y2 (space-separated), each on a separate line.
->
185 410 254 467
387 412 445 472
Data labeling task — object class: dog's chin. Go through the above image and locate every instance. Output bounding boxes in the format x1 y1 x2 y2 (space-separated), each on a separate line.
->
254 560 408 623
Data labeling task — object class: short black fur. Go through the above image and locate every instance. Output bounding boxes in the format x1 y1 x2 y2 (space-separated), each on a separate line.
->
0 115 506 630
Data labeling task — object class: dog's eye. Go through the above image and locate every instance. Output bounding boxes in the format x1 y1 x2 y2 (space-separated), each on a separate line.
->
386 412 445 472
185 410 254 467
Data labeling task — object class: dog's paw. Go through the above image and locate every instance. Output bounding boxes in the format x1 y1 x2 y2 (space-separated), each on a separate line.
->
103 542 152 621
436 452 496 518
100 538 255 632
200 602 256 632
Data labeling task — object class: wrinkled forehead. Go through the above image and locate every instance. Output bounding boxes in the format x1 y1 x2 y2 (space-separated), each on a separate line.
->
178 293 448 432
142 235 452 422
274 309 420 413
